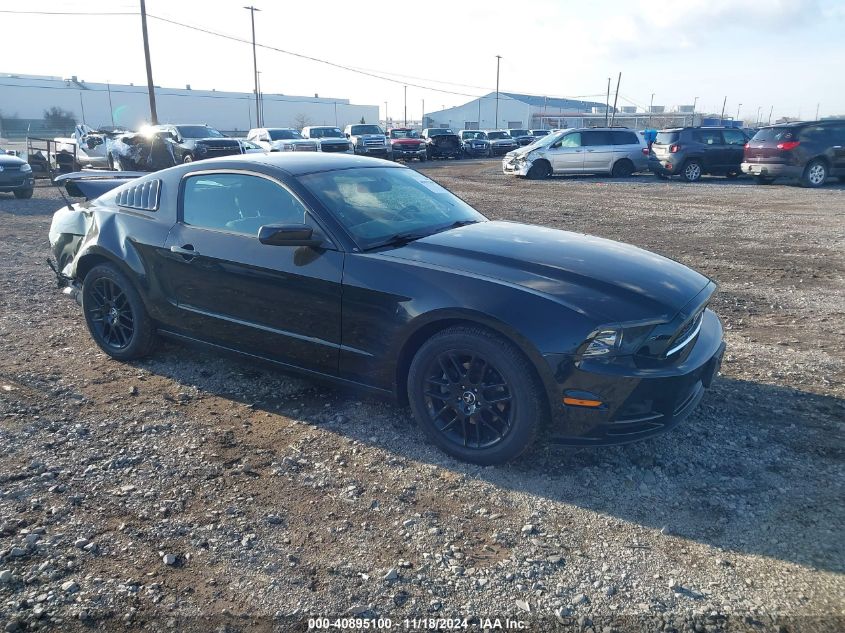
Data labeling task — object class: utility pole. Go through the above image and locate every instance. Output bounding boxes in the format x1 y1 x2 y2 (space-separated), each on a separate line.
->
384 101 388 128
815 102 820 120
609 72 621 127
106 81 115 128
691 96 699 126
244 5 261 128
78 91 86 125
139 0 158 124
404 85 407 127
756 106 762 126
494 55 501 129
768 105 773 125
647 93 654 127
421 99 425 130
719 96 727 125
257 71 264 126
736 103 742 123
605 77 610 126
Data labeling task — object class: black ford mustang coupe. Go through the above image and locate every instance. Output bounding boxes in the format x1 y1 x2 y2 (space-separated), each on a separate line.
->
49 154 724 464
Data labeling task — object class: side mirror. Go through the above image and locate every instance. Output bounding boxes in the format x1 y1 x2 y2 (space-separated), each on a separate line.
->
345 133 350 138
258 223 322 247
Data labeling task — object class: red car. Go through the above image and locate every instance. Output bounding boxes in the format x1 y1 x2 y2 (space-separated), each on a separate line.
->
387 128 427 162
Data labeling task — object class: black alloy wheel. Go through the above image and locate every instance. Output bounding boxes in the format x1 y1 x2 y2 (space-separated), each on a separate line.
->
82 263 157 360
408 326 544 464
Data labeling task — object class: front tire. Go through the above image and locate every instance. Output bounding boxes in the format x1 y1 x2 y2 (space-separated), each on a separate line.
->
681 160 702 182
407 326 545 465
82 263 157 361
801 159 827 187
526 160 551 180
14 188 34 199
182 154 194 164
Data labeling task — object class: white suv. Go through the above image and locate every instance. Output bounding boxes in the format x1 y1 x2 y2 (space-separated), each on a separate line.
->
247 128 317 152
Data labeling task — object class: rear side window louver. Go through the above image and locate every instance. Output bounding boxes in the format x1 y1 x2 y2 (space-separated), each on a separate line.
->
116 179 161 212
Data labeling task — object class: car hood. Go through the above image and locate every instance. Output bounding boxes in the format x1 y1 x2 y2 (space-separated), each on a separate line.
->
193 138 241 147
378 221 711 323
315 137 347 143
391 138 423 145
489 138 516 144
270 139 314 146
0 155 26 167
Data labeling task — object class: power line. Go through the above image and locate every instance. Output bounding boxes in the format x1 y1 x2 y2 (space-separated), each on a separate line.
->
0 9 136 15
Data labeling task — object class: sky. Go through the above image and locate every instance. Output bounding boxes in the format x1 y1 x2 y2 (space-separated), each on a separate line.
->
2 0 844 122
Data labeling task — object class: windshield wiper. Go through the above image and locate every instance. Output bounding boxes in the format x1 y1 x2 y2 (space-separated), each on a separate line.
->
366 220 480 250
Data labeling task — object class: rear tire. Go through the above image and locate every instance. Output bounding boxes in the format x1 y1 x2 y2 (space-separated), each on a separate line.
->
82 263 157 361
182 154 194 164
407 326 545 465
611 159 635 178
801 159 827 187
526 160 551 180
681 160 702 182
13 188 34 199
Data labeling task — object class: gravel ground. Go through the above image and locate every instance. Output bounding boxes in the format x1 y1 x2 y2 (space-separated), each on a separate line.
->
1 163 843 632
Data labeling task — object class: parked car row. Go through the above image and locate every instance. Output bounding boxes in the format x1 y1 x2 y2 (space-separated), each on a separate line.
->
501 120 845 187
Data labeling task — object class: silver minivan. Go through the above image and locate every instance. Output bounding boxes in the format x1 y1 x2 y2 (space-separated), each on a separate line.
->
502 127 648 179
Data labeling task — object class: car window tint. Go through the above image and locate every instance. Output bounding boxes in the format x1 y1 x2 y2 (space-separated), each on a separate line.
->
693 129 723 145
558 133 581 147
722 129 747 145
582 131 612 146
798 125 830 143
183 173 307 236
654 132 679 145
610 131 638 145
829 125 845 144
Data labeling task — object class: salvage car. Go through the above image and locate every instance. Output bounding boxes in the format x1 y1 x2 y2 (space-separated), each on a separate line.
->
108 124 242 171
48 153 724 465
508 129 535 147
421 128 462 159
247 128 317 152
344 124 391 158
742 120 845 187
0 152 35 198
301 126 354 153
649 126 749 182
152 124 242 164
485 130 519 156
458 130 491 158
503 127 648 179
530 129 551 139
387 128 427 161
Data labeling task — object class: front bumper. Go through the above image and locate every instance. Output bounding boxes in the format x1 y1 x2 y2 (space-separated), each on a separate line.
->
464 146 490 157
0 174 35 192
355 146 391 157
546 309 725 445
392 146 427 159
503 157 530 176
741 162 800 179
491 144 518 156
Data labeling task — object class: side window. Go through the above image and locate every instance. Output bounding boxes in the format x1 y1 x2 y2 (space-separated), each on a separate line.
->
692 129 723 145
723 129 747 145
581 131 612 146
556 133 581 148
830 125 845 144
182 173 307 236
611 131 638 145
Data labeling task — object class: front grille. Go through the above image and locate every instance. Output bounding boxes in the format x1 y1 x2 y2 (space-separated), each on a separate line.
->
293 143 317 151
204 147 241 157
364 139 386 147
0 165 20 172
321 143 348 153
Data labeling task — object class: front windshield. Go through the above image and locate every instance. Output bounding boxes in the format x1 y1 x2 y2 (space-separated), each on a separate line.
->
309 127 344 139
510 130 529 136
461 131 487 140
487 131 511 140
532 130 550 136
390 129 420 139
176 125 225 139
299 167 486 250
351 125 384 135
269 129 303 140
529 129 567 148
427 129 454 136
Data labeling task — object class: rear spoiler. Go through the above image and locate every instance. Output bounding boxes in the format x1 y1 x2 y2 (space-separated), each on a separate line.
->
54 170 149 200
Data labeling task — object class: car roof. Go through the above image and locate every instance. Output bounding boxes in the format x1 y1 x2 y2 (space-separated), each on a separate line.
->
188 151 405 176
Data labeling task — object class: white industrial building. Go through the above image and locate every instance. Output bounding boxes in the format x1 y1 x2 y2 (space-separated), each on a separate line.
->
0 73 379 135
424 92 608 131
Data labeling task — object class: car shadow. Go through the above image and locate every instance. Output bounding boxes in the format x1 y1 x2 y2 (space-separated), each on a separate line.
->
135 341 844 574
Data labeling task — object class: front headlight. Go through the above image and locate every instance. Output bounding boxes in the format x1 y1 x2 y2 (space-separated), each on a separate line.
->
20 163 32 173
196 145 207 155
582 330 620 357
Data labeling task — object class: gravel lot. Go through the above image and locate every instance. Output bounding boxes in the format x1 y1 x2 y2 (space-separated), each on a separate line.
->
1 162 843 632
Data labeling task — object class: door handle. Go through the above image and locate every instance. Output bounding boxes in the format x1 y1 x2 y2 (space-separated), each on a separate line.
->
834 146 843 149
586 149 595 152
170 244 198 258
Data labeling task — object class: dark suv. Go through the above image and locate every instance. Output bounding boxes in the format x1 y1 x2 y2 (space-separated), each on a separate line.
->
650 127 749 182
742 120 845 187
